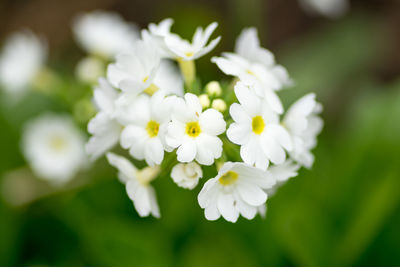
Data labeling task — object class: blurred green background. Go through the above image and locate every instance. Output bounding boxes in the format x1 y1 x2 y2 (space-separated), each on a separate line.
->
1 0 400 266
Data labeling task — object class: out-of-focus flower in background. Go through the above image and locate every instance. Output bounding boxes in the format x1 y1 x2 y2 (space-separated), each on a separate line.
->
0 30 47 95
21 114 87 186
298 0 349 18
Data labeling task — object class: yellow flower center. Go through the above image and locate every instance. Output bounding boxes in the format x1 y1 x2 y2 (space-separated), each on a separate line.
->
185 52 194 58
146 120 159 138
50 136 66 151
246 69 255 76
252 116 265 135
219 171 239 186
142 76 159 95
185 122 201 138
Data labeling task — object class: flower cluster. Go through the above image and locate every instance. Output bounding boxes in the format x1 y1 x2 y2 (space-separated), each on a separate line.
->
86 18 323 222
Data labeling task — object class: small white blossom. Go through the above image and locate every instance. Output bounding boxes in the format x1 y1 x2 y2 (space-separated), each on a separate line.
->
198 162 275 222
142 18 175 58
73 10 139 58
107 40 160 95
118 92 175 166
299 0 349 18
171 162 203 189
22 114 87 185
227 82 292 170
106 153 160 218
164 22 221 61
152 60 184 96
166 93 226 165
0 30 47 94
212 28 292 113
283 93 323 168
86 78 121 160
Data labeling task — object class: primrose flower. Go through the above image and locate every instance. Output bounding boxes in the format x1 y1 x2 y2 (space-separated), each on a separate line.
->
283 93 323 168
73 10 139 58
142 18 176 58
164 22 221 61
171 162 203 189
107 40 160 95
86 78 121 160
107 153 160 218
119 92 176 166
166 93 226 165
227 82 292 170
22 114 87 185
0 30 47 94
198 162 275 222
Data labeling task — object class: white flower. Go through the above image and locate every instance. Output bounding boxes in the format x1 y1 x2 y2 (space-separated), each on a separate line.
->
142 18 175 58
166 93 226 165
73 10 139 58
22 114 87 185
212 28 292 114
265 160 300 197
75 56 105 84
152 59 184 96
86 78 121 160
171 162 203 189
164 22 221 61
198 162 275 222
283 93 323 168
107 40 160 95
226 82 292 170
106 153 160 218
299 0 349 18
0 30 47 94
118 92 176 166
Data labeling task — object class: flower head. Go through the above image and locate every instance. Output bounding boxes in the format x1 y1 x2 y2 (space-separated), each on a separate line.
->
166 93 226 165
171 162 203 189
22 114 87 185
198 162 275 222
107 153 160 218
73 10 139 58
0 30 47 94
227 82 292 170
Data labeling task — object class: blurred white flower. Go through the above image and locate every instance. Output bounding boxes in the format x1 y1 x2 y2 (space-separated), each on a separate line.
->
198 94 210 108
171 162 203 189
106 153 160 218
75 56 105 84
22 114 87 185
0 30 47 94
119 92 175 166
86 78 121 160
198 162 275 222
283 93 323 168
227 82 292 170
206 81 222 96
166 93 226 165
164 22 221 61
73 10 139 58
211 99 227 112
107 40 160 95
299 0 349 18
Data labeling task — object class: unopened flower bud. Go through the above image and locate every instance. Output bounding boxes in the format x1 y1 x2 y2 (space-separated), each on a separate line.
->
199 94 210 108
211 99 227 112
206 81 222 96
